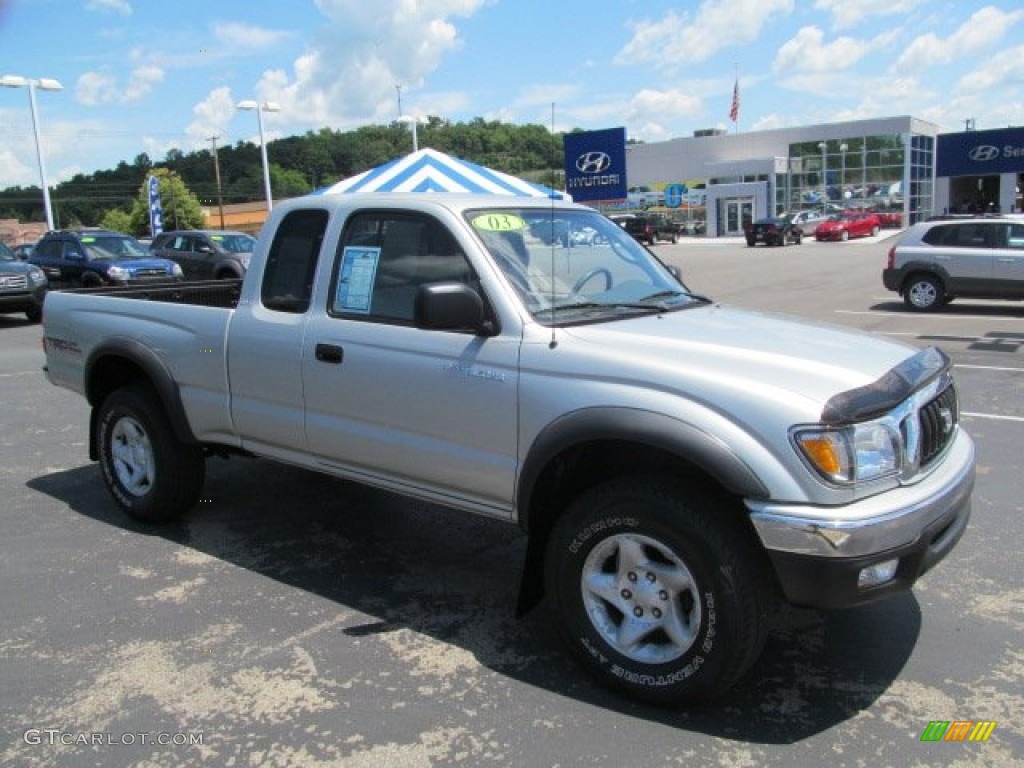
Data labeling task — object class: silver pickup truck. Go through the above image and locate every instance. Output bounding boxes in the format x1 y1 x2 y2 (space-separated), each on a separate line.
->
42 193 974 705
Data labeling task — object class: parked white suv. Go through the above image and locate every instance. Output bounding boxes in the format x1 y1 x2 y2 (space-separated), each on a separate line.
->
883 217 1024 311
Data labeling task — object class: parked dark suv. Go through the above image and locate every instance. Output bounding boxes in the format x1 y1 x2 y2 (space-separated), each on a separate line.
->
30 230 182 288
618 214 681 245
150 230 256 280
883 217 1024 311
745 216 803 247
0 241 47 322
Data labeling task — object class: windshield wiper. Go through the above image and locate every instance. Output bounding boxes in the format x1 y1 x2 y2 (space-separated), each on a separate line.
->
639 289 713 305
550 300 667 315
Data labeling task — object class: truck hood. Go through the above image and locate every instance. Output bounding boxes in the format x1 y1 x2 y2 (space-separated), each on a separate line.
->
556 303 918 419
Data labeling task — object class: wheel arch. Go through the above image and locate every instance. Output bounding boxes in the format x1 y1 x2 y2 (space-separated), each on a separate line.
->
84 338 198 460
514 407 769 615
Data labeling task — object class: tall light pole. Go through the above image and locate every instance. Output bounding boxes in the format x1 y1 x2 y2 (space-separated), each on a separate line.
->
839 142 848 201
208 135 226 229
1 74 63 230
397 115 426 153
236 100 281 211
817 141 828 205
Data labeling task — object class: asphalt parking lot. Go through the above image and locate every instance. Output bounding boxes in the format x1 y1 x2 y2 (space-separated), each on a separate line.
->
1 233 1022 767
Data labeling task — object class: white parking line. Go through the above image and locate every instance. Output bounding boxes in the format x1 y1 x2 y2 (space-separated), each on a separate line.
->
962 412 1024 423
838 308 1024 321
956 364 1024 373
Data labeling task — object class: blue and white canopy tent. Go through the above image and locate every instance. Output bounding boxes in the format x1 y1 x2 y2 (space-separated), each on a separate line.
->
316 148 570 200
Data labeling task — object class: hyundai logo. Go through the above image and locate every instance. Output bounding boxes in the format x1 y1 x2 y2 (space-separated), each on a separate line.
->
968 145 1000 162
576 151 612 174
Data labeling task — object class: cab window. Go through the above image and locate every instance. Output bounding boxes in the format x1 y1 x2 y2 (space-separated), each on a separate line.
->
329 212 480 325
261 209 328 313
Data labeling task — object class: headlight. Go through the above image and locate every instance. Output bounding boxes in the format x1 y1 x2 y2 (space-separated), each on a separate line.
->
238 254 251 269
107 266 129 280
28 267 47 285
793 418 902 485
171 263 183 277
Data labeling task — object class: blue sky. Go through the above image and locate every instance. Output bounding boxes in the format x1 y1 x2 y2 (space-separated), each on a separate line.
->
1 0 1022 188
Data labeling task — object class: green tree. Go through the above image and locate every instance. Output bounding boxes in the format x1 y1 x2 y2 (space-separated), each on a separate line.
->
129 169 205 236
98 208 133 234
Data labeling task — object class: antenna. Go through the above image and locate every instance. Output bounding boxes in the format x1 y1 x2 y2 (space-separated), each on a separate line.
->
549 102 558 349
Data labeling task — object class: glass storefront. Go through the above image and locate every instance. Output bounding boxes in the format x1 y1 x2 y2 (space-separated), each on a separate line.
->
784 133 934 225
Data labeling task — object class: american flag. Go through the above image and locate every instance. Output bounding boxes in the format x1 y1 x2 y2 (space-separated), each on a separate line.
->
729 78 740 123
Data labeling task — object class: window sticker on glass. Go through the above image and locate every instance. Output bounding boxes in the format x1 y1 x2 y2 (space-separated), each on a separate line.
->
471 213 526 232
335 246 381 314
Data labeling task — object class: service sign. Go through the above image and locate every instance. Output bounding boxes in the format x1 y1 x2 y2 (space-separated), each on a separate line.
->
563 127 627 203
937 126 1024 176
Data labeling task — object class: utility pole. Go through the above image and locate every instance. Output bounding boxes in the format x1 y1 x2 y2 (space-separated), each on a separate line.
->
208 135 226 229
395 83 403 119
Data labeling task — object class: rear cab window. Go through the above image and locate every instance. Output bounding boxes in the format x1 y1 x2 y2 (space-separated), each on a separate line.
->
260 209 329 313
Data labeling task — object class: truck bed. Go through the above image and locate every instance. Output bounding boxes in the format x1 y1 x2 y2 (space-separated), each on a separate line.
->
47 278 243 308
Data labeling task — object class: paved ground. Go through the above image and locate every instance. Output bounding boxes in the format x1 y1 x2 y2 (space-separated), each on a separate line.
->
1 234 1021 767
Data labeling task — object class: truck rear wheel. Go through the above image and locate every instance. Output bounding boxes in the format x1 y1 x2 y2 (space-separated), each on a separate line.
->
96 385 205 523
544 476 769 705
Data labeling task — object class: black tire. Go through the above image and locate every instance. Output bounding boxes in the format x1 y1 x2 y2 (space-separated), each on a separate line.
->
25 306 42 323
544 476 770 705
903 273 945 312
745 238 756 247
96 385 205 523
794 232 802 245
81 272 103 288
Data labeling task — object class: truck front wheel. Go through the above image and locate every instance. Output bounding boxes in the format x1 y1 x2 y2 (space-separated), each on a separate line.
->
96 386 205 523
544 477 769 705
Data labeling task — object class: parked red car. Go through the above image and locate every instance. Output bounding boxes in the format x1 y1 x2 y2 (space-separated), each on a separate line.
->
814 212 881 241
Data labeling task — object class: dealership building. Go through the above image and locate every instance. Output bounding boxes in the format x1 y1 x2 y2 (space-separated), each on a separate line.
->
622 116 1024 237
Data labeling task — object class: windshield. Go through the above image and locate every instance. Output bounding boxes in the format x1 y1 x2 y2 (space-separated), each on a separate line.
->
0 242 15 261
465 207 706 325
81 235 149 260
211 233 256 253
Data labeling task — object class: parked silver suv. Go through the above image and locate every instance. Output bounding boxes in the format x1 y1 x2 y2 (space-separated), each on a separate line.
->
883 217 1024 311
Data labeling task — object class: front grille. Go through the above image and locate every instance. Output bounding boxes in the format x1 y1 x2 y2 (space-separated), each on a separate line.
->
133 268 170 279
918 384 958 468
0 274 28 289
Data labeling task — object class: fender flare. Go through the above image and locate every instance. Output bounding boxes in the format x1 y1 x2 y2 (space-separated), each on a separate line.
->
516 406 769 531
85 336 198 460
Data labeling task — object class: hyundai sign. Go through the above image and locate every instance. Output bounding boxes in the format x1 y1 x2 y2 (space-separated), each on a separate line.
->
937 126 1024 176
563 127 627 203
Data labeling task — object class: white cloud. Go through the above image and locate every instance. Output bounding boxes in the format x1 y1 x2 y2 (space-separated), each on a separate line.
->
85 0 132 16
242 0 489 131
75 66 164 105
813 0 924 30
124 66 164 102
896 6 1024 71
75 72 119 106
213 21 292 52
773 26 871 74
615 0 795 68
184 87 237 150
955 43 1024 92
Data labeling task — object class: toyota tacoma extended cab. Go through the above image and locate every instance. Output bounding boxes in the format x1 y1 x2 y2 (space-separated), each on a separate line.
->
41 193 974 705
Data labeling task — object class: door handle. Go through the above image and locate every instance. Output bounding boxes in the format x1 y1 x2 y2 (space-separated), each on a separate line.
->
315 343 344 364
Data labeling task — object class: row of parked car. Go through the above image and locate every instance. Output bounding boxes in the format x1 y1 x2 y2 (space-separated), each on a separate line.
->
0 228 255 323
745 208 896 247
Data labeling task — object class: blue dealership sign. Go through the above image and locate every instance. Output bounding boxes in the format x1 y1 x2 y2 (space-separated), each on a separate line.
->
937 127 1024 176
563 127 627 203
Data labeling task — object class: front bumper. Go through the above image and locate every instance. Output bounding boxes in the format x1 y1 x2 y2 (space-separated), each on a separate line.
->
0 287 46 314
747 430 974 609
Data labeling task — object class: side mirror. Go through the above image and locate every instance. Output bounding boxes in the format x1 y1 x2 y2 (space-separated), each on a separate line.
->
414 282 495 335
